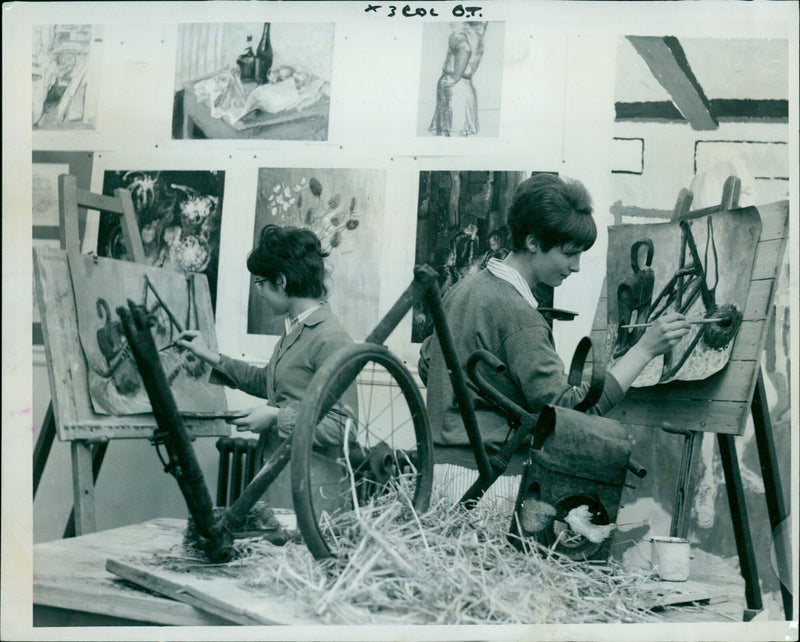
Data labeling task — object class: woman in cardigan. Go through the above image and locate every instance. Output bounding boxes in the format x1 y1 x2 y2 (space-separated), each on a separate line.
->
177 224 355 448
418 174 690 501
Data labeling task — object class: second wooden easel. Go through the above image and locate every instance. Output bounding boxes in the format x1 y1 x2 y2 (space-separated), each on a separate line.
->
32 174 228 537
591 176 791 620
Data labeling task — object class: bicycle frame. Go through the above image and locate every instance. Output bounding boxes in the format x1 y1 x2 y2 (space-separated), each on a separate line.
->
117 264 555 562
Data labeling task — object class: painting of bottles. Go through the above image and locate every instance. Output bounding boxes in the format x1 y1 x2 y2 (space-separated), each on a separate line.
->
172 22 334 140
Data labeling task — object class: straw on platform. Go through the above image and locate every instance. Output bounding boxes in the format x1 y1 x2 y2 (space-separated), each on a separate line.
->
225 479 670 625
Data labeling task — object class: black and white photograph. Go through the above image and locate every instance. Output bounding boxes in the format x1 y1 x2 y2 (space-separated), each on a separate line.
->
3 2 798 641
96 169 226 309
248 167 386 340
417 21 505 138
32 24 102 131
172 22 334 141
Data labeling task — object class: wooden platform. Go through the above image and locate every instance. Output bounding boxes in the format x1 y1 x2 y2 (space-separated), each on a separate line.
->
33 517 747 627
33 518 229 626
100 519 743 626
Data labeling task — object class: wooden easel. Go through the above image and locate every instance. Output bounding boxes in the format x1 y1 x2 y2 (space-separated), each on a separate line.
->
32 174 227 537
590 177 791 620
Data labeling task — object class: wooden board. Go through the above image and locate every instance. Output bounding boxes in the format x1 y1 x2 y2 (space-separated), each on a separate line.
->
106 518 327 626
33 518 229 626
33 246 230 440
590 201 789 435
106 519 744 626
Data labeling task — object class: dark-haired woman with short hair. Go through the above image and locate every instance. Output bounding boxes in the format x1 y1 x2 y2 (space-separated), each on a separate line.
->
419 174 690 495
178 224 355 446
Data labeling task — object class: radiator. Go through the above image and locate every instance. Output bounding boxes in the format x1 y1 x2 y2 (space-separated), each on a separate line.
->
215 437 260 507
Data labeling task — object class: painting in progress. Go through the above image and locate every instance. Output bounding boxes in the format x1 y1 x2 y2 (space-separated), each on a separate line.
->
418 22 505 138
606 209 761 386
248 167 386 339
68 253 226 415
96 171 225 309
32 24 102 130
173 22 334 140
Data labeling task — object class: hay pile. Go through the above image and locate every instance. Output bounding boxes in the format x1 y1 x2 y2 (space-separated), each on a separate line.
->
214 484 670 625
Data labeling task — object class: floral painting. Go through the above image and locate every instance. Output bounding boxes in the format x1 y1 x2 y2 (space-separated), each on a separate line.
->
249 167 386 339
96 170 225 310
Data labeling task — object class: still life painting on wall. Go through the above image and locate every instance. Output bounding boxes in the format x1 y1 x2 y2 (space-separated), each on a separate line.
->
68 253 226 415
417 22 505 138
96 170 225 310
605 209 761 386
248 167 386 339
32 24 102 130
172 22 334 141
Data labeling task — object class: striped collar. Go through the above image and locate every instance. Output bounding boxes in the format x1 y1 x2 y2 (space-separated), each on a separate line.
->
284 304 324 335
485 258 538 309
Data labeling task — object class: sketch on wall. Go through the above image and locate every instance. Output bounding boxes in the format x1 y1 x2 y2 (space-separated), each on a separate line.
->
68 253 226 415
606 210 760 386
248 167 386 339
32 24 102 130
418 22 505 138
32 163 68 343
412 170 540 342
172 22 334 141
33 163 68 227
96 170 225 310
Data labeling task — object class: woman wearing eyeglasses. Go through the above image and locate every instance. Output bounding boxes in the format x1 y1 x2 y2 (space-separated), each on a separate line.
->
177 224 355 447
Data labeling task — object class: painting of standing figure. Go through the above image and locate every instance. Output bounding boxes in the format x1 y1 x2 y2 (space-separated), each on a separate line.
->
418 22 505 138
96 170 225 310
32 24 102 130
172 22 334 141
248 167 386 340
606 209 761 386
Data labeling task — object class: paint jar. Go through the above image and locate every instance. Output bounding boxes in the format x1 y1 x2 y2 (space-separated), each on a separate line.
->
650 536 690 581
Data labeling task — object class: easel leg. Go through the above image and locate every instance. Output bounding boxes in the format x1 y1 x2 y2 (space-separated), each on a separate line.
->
64 440 108 538
70 441 97 536
669 429 698 538
751 368 792 620
717 433 763 619
33 403 56 498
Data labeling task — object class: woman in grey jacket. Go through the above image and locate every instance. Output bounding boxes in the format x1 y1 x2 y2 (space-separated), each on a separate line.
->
178 224 355 447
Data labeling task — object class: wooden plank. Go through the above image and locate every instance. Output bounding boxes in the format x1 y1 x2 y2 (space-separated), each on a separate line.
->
115 187 146 262
106 520 327 626
610 398 748 434
627 36 718 131
752 200 789 241
70 441 96 535
625 361 755 402
34 518 228 626
742 278 775 322
58 174 81 253
751 239 786 281
74 188 126 214
33 246 229 441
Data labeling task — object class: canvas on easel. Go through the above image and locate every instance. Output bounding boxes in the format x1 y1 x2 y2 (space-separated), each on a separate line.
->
68 253 224 416
589 181 791 619
33 174 230 537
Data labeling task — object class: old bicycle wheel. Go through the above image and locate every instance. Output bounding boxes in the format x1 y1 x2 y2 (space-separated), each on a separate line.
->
291 343 434 559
